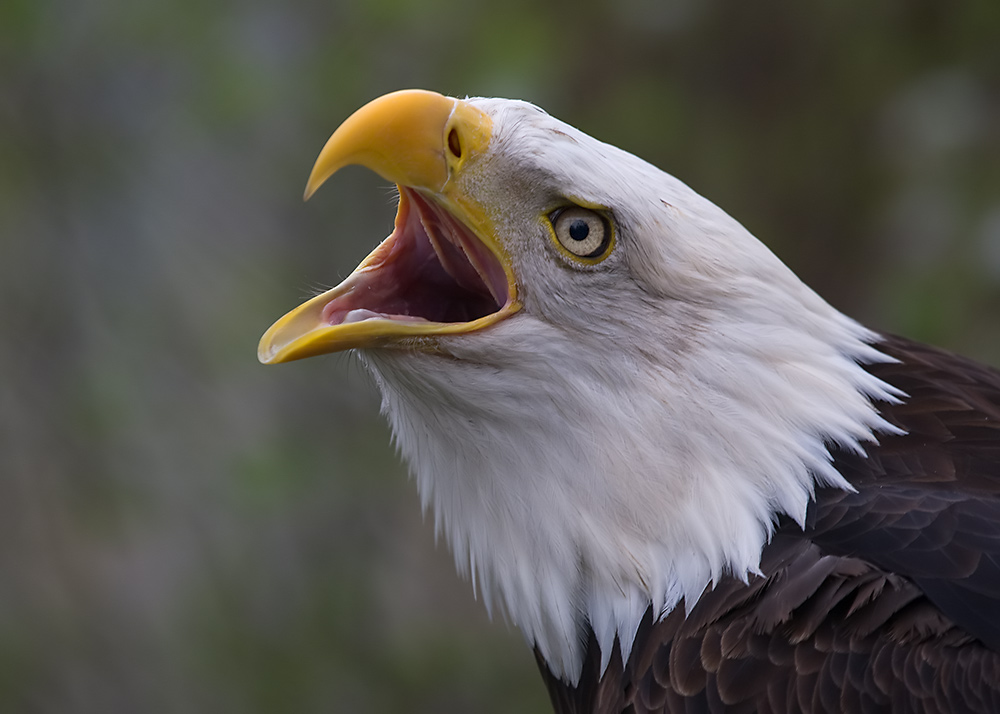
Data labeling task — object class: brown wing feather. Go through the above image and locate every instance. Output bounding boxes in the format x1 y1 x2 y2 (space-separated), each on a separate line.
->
537 334 1000 713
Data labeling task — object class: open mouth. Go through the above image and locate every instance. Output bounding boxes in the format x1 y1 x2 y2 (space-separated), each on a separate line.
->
323 188 511 328
257 89 519 365
257 186 518 364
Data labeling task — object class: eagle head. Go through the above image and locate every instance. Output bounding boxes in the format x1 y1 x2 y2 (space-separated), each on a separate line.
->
259 90 900 681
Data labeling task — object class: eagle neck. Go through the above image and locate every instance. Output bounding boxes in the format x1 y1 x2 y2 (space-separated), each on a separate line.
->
361 307 902 683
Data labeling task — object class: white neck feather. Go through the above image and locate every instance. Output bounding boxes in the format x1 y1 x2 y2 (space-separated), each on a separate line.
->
361 286 901 682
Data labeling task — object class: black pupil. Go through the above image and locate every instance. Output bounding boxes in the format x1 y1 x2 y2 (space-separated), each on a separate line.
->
569 219 590 242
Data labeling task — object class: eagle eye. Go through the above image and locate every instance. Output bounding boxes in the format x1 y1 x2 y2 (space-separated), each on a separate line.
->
549 206 613 262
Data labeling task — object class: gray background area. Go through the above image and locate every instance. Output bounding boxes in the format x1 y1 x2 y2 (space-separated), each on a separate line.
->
3 1 999 711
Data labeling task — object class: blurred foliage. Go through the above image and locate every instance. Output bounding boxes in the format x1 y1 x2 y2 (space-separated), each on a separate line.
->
1 0 999 712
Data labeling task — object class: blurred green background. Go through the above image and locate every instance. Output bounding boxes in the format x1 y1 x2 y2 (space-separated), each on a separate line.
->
2 1 999 712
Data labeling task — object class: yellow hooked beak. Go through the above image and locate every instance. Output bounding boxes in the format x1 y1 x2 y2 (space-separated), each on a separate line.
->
258 90 520 365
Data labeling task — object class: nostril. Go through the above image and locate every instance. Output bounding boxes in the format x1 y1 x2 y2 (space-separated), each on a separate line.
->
448 128 462 159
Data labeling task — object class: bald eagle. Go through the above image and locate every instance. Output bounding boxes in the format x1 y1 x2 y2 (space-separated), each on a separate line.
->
260 90 1000 712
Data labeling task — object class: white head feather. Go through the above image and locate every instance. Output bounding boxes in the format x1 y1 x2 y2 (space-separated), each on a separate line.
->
352 98 902 682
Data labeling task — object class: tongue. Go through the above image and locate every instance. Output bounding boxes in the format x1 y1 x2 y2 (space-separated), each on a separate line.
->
341 308 428 324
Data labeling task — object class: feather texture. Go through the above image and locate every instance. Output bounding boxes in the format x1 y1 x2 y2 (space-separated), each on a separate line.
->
537 334 1000 712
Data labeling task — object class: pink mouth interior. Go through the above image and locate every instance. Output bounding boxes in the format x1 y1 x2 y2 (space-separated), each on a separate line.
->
321 188 510 327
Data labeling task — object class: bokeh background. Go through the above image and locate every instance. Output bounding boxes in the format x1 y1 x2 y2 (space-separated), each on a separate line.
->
3 1 1000 712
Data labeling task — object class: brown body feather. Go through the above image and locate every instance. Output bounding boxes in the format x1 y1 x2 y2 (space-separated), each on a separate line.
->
537 335 1000 713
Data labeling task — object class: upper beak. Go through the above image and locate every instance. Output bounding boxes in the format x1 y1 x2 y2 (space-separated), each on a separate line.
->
304 89 463 199
258 90 519 365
